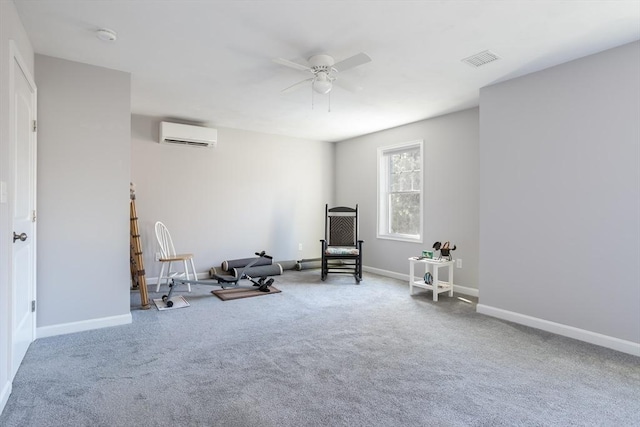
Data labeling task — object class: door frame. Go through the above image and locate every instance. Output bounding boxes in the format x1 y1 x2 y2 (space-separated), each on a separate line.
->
8 39 37 378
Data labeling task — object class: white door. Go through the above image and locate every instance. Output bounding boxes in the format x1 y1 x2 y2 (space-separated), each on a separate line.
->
10 42 37 378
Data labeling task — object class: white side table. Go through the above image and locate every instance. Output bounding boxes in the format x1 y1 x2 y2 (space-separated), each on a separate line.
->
408 257 455 301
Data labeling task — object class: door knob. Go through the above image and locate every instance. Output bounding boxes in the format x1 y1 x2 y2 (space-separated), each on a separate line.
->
13 232 27 242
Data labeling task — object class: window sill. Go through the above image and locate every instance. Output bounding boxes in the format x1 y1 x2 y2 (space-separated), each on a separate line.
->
377 234 422 244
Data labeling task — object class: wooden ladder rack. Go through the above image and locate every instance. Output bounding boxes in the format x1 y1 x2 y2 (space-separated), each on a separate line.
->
130 192 150 309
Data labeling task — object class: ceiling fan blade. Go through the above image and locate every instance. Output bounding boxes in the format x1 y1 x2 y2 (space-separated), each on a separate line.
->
281 77 313 94
273 57 311 72
333 52 371 72
333 78 364 93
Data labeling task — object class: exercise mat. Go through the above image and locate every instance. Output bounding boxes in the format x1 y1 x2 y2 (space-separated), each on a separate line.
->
232 263 283 278
212 286 281 301
221 256 272 271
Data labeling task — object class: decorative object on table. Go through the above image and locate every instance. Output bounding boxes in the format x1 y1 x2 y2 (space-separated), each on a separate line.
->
421 250 434 259
423 272 433 285
432 241 457 261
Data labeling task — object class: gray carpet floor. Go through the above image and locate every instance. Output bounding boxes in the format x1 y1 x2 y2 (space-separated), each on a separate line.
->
1 270 639 426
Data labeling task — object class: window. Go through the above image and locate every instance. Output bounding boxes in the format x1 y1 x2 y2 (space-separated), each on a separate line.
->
377 140 423 242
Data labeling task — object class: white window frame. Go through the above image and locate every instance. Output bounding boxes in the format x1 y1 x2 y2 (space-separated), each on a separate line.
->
377 140 424 243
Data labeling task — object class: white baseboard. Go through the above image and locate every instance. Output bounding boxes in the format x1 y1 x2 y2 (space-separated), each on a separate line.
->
450 285 478 298
36 313 132 339
363 266 479 297
0 380 11 417
363 266 407 281
477 304 640 357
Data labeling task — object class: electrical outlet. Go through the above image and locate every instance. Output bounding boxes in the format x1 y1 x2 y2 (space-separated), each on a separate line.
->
298 243 303 251
456 259 462 269
155 252 161 262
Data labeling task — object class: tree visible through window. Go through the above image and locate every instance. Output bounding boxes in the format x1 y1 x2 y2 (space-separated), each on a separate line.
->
378 140 423 242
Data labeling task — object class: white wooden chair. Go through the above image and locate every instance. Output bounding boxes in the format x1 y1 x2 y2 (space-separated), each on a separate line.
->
154 221 197 292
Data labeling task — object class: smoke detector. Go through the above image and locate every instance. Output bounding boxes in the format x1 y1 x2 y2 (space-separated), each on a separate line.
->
96 28 117 42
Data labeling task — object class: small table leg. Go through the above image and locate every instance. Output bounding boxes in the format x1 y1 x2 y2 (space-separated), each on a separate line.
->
409 260 415 295
449 263 454 297
433 264 439 301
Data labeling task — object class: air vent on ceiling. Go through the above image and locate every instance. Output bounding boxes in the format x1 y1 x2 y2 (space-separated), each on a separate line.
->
462 50 501 68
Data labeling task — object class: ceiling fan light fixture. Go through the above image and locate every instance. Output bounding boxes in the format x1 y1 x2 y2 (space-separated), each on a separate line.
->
312 72 332 94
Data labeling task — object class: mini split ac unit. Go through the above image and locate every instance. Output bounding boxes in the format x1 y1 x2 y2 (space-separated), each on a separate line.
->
159 121 217 148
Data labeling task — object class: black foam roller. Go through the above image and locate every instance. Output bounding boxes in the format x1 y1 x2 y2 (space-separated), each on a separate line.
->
222 256 272 271
295 260 322 270
276 260 297 271
233 263 283 278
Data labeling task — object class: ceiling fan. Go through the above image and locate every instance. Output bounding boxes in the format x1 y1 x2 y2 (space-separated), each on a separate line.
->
273 52 372 95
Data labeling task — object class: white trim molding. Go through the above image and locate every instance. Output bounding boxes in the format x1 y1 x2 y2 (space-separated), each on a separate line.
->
477 304 640 357
363 265 479 297
0 380 11 417
364 266 407 281
449 284 479 298
36 313 132 339
377 139 424 244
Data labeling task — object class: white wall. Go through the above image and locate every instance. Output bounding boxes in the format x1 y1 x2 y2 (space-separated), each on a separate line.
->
131 115 334 277
0 0 34 414
334 108 479 291
478 41 640 353
35 55 132 335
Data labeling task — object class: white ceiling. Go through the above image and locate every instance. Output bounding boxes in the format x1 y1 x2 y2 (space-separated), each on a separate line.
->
14 0 640 142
